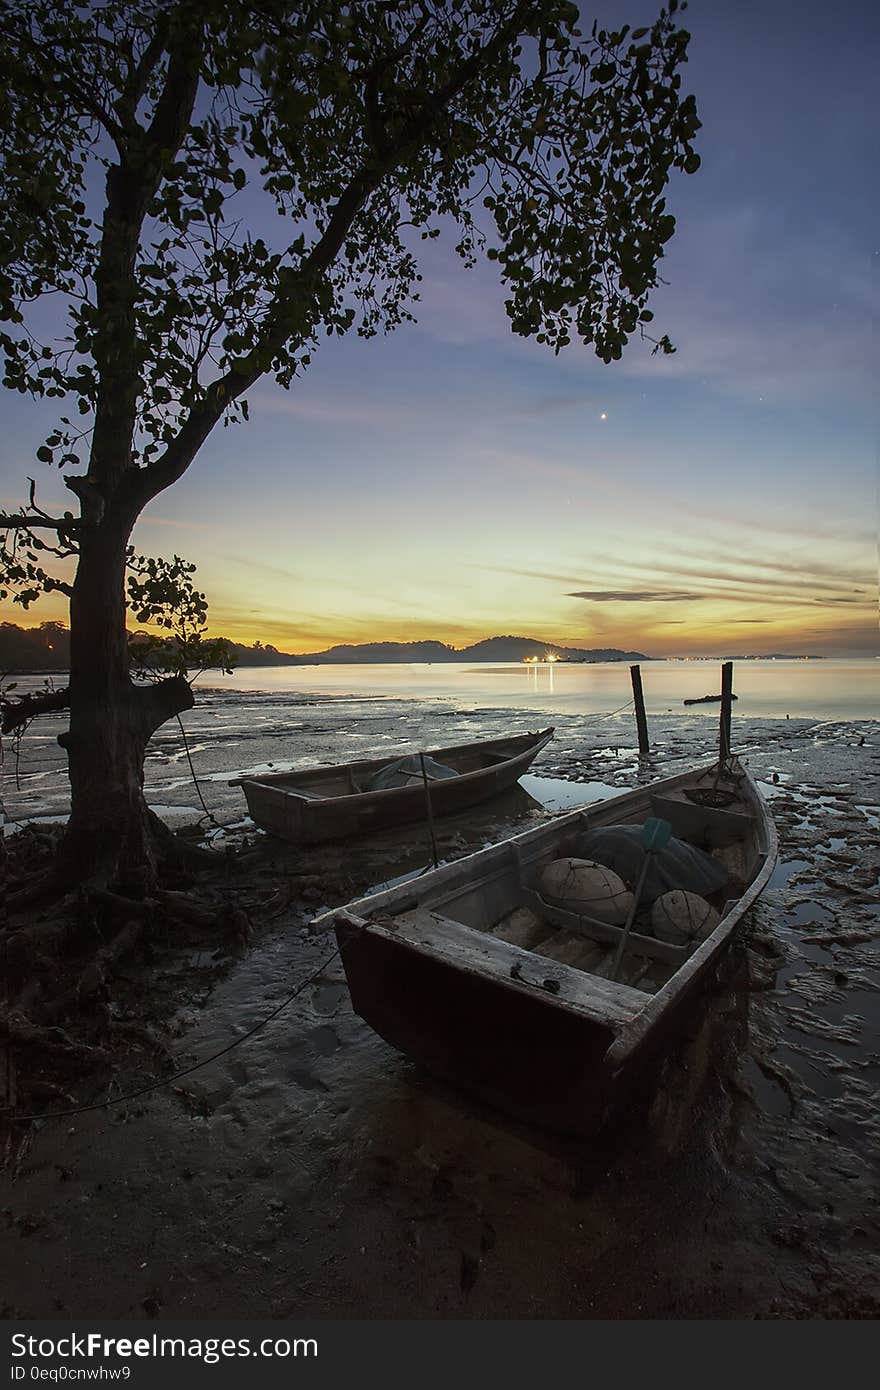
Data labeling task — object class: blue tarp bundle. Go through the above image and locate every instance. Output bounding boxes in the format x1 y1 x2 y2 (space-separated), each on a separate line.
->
368 754 458 791
572 824 729 904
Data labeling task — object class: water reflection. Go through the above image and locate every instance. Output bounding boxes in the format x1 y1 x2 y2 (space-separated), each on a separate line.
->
200 658 879 722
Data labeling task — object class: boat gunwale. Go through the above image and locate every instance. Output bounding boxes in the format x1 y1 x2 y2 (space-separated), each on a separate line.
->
319 756 778 1131
231 727 554 803
313 758 735 928
315 758 777 1039
606 761 778 1066
332 905 650 1030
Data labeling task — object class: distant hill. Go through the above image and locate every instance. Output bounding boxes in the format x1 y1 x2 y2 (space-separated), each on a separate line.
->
451 636 648 664
289 640 456 664
0 621 70 672
0 623 649 671
292 636 650 664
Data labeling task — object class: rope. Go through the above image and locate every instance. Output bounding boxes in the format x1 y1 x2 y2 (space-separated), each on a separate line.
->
579 699 634 722
2 946 340 1124
175 712 224 830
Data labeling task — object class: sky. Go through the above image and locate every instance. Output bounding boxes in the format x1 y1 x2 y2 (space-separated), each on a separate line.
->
1 0 877 658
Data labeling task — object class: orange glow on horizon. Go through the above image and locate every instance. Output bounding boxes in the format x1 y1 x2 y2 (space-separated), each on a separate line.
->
2 589 875 660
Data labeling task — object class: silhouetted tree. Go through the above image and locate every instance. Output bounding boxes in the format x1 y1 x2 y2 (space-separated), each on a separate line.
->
0 0 699 890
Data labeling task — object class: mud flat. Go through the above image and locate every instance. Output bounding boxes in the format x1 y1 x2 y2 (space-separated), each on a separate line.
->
1 694 878 1318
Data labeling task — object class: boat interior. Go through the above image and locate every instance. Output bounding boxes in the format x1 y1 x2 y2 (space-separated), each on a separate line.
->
371 768 763 1000
247 734 546 800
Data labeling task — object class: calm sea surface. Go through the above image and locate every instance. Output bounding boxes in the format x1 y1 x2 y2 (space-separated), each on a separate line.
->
204 657 878 721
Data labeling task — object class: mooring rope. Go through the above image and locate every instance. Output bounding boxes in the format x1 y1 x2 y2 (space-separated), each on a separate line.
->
1 946 341 1124
577 699 635 722
175 712 226 831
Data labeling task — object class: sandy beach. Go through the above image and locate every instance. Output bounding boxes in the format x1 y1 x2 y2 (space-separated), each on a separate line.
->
2 685 878 1318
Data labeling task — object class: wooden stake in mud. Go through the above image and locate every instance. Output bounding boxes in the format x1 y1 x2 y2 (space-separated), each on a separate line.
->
719 661 734 762
630 664 650 757
419 753 440 869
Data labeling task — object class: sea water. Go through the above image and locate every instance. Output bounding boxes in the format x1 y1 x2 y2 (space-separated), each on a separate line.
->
201 657 878 722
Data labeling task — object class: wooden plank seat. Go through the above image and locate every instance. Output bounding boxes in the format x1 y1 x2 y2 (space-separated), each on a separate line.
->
370 908 650 1029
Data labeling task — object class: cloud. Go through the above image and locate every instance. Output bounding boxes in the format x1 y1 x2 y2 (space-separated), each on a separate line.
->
208 551 305 586
401 203 877 412
405 233 510 347
680 510 877 555
481 539 874 612
249 391 412 428
617 206 879 403
512 393 602 416
567 590 706 603
136 513 219 534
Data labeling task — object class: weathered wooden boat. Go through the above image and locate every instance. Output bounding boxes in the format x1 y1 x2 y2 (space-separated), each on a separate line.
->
315 757 777 1135
232 728 553 845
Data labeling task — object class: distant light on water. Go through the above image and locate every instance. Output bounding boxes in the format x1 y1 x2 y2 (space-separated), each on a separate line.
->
205 658 880 722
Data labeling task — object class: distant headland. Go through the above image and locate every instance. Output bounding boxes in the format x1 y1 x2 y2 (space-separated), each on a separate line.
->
287 636 650 665
0 622 648 671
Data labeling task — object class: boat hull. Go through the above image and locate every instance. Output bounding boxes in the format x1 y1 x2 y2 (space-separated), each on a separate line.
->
237 729 553 845
335 914 617 1133
319 759 778 1135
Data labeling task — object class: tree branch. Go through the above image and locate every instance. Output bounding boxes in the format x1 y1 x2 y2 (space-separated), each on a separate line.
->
87 19 204 495
126 169 378 508
1 687 71 734
0 515 80 531
128 1 538 511
134 674 194 739
142 26 203 162
42 577 75 599
13 27 128 150
116 15 170 125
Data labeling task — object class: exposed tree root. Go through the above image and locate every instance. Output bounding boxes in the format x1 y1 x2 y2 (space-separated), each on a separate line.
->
2 1010 114 1068
4 806 217 920
0 760 309 1136
1 817 266 1119
144 808 216 875
12 1079 76 1106
86 887 155 919
7 867 74 915
38 920 144 1025
3 913 79 972
105 1018 175 1065
153 889 215 928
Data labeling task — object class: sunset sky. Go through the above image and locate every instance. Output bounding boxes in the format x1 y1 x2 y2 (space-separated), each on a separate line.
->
1 0 876 658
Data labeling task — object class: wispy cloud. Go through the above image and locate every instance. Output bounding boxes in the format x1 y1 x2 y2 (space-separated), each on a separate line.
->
208 551 305 585
512 393 602 416
618 206 879 403
567 589 706 603
482 549 872 609
248 391 412 428
136 513 220 535
404 205 877 411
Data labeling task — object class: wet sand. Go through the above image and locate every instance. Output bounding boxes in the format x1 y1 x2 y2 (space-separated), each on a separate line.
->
2 694 879 1318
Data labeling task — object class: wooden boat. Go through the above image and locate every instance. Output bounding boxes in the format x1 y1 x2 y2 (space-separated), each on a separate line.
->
232 728 554 845
315 757 777 1135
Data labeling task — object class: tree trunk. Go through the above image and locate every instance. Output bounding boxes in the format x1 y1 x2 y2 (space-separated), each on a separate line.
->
57 519 193 889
